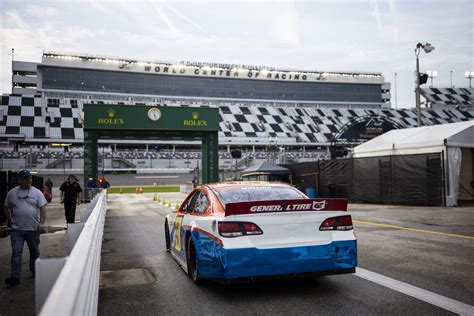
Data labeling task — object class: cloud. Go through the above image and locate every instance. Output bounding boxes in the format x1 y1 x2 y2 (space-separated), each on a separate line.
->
387 0 399 43
370 0 383 35
166 4 205 32
24 5 58 18
0 0 472 109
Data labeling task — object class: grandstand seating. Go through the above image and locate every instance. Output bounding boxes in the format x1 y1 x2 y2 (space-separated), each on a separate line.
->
1 94 474 145
0 149 324 160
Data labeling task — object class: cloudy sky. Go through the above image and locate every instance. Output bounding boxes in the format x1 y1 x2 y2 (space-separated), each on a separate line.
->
0 0 472 108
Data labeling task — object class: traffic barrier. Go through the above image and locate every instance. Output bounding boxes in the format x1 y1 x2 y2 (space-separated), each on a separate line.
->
36 190 107 315
83 188 101 203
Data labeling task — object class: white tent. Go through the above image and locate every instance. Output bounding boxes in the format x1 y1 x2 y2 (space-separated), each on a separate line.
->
353 121 474 206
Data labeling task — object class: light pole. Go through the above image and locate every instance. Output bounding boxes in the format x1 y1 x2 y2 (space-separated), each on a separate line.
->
415 42 435 127
450 70 453 87
465 71 474 88
426 70 438 87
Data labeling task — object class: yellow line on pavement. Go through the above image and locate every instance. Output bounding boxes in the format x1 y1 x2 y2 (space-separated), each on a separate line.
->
353 219 474 240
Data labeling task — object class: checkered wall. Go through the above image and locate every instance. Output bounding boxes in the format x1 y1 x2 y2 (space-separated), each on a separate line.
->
218 105 474 144
421 88 473 106
0 95 83 140
1 94 473 144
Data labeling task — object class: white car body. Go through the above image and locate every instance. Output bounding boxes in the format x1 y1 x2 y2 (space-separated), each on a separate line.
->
164 182 357 283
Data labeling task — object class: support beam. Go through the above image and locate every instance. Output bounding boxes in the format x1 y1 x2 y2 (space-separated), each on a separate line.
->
202 131 219 184
84 131 98 184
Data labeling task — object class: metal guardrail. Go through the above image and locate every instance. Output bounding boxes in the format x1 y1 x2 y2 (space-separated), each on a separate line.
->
36 190 107 315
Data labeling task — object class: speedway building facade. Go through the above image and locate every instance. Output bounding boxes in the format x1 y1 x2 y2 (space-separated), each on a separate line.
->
1 51 473 158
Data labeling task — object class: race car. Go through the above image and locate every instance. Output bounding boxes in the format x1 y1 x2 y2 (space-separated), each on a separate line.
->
164 181 357 284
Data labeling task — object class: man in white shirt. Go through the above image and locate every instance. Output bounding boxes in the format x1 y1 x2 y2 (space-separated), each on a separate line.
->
3 170 47 287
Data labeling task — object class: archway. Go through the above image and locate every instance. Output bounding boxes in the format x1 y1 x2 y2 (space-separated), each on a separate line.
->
83 104 219 184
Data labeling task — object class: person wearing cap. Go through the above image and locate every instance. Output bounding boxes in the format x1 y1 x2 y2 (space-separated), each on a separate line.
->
3 170 47 287
59 175 83 224
85 178 98 189
98 176 110 189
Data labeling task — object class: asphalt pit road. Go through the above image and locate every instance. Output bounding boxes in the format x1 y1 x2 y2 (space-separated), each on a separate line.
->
100 268 155 289
39 225 67 235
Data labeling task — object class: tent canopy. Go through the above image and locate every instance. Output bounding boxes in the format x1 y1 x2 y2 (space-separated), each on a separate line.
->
242 161 291 176
353 121 474 157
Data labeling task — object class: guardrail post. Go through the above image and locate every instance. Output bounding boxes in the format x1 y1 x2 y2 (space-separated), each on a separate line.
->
35 257 67 314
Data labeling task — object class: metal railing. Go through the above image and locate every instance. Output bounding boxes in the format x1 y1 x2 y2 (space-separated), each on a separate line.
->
36 190 107 315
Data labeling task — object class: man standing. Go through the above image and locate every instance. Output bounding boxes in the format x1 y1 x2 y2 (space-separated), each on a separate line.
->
4 170 47 286
85 178 98 189
59 175 82 224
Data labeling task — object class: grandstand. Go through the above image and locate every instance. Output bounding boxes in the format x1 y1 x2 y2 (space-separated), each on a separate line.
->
1 51 474 173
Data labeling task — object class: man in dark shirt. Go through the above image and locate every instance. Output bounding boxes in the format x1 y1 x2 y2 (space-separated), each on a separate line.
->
59 175 82 224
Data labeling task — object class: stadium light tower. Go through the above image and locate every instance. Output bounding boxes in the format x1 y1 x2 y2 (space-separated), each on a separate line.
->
415 42 435 127
465 71 474 88
426 70 438 87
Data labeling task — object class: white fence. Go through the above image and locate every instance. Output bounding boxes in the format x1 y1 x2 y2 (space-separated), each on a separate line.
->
36 190 107 315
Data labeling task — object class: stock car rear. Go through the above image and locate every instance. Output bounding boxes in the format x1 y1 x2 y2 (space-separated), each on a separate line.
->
164 182 357 284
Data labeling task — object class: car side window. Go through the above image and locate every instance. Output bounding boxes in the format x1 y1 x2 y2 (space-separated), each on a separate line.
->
194 192 209 214
183 190 201 213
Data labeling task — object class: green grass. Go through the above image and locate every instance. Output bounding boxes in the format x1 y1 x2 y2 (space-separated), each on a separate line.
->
108 186 180 194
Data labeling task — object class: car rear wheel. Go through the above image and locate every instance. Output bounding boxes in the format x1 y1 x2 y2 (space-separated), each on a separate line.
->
165 221 171 252
187 239 202 285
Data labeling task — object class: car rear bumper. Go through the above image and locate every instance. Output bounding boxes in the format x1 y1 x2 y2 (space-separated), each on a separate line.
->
197 240 357 280
214 268 356 284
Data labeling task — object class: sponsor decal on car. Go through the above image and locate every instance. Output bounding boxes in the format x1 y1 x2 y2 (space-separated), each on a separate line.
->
225 199 347 216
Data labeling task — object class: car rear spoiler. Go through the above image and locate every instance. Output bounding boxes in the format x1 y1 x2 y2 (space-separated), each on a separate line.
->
224 198 348 216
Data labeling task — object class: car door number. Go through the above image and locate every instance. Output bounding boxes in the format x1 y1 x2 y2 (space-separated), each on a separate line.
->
174 215 184 252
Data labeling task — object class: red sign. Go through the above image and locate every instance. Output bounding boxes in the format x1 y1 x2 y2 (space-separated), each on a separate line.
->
225 199 348 216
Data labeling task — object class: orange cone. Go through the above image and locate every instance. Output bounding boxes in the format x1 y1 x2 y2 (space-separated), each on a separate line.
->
139 187 143 194
136 187 139 194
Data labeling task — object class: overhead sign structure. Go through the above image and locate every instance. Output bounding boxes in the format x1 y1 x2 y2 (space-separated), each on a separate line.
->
84 105 219 131
336 115 404 143
83 104 219 184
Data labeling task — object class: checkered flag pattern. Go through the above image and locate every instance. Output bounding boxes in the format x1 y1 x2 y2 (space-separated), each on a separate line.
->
1 95 473 143
421 88 473 107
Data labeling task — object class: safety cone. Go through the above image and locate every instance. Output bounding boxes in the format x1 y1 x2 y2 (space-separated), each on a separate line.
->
153 194 157 201
135 187 139 194
120 188 123 194
139 187 143 194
